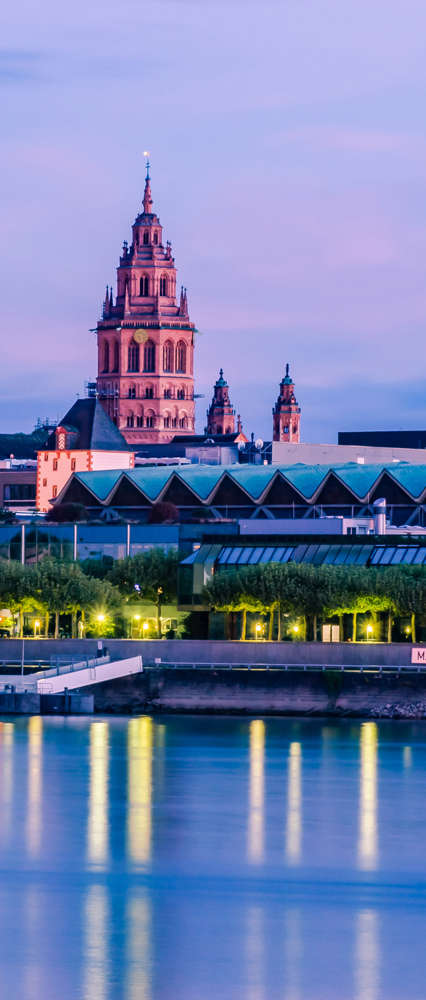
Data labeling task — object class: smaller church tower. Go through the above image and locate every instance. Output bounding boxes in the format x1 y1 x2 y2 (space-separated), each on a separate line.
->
272 363 301 442
205 369 236 435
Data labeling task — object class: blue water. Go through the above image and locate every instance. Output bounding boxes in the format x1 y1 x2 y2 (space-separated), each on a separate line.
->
0 715 425 999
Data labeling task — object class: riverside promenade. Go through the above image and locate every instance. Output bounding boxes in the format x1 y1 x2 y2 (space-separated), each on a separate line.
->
0 638 425 718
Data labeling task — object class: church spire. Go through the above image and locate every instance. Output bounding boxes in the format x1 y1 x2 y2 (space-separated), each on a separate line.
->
143 157 153 215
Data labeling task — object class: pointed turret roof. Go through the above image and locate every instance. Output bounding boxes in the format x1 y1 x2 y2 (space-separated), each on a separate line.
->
46 399 129 452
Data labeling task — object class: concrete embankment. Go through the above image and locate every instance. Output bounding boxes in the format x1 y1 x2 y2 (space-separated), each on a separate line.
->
84 669 426 719
0 639 425 718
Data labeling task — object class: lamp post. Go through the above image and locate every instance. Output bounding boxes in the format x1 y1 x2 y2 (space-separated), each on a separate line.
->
157 587 163 638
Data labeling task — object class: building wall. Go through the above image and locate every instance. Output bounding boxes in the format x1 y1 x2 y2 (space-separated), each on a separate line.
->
36 449 134 512
0 469 36 509
272 442 426 465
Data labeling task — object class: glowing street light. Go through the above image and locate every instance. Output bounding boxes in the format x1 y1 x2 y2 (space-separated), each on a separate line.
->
97 614 105 623
293 624 299 634
33 619 40 637
255 622 262 639
366 624 373 638
143 622 149 635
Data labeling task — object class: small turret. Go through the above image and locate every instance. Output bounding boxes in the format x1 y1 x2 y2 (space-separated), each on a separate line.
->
205 369 236 435
272 362 301 442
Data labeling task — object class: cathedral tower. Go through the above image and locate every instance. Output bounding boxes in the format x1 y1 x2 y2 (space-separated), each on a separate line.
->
205 369 236 435
272 363 301 442
96 161 195 444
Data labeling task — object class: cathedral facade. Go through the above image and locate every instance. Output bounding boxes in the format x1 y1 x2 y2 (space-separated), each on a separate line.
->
96 162 195 445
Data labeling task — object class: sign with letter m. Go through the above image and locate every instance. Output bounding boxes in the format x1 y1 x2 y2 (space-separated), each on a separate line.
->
412 648 426 664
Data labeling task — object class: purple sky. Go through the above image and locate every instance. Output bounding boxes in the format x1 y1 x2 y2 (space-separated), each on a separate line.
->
1 0 426 442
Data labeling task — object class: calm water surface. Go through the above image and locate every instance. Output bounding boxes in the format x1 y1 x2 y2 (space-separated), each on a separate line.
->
0 714 425 999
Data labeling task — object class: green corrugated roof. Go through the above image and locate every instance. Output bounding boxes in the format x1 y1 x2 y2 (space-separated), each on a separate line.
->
388 464 426 499
75 470 122 501
126 467 178 501
70 462 426 504
174 466 224 500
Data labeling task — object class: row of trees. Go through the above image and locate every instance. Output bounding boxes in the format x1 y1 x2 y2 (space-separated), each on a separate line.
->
0 549 180 637
203 563 426 641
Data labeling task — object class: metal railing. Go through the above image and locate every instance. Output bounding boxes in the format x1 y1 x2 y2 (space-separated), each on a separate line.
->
145 660 425 675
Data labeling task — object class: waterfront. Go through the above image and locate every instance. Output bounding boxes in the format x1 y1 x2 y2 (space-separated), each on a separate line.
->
1 717 426 998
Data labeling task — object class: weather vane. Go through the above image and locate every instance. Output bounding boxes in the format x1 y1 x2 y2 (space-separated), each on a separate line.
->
143 150 150 178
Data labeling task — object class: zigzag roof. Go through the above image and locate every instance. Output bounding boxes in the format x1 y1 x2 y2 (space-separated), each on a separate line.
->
61 462 426 506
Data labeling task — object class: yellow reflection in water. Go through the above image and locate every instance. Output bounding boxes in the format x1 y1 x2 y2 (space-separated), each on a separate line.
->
84 884 109 1000
87 722 109 866
246 905 264 1000
247 720 265 864
355 909 379 1000
285 743 302 865
0 722 14 843
26 717 43 857
127 716 153 864
403 746 412 769
358 722 378 870
126 895 152 1000
284 907 302 1000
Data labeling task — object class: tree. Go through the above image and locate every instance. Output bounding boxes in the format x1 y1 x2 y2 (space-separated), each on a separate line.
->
108 548 180 604
0 560 38 636
45 503 87 523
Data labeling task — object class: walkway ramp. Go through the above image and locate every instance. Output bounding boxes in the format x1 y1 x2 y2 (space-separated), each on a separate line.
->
0 654 143 695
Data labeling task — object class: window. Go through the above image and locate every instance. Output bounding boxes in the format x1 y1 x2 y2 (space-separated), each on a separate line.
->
164 388 172 398
44 453 48 462
160 275 167 296
176 340 187 373
146 414 154 428
177 388 185 400
153 232 158 245
53 459 58 471
42 478 47 487
140 275 149 296
172 417 177 428
103 341 109 372
145 386 154 398
179 416 188 429
143 231 149 245
52 486 57 498
71 459 76 471
128 342 139 372
283 425 289 433
164 416 170 428
163 340 173 372
136 415 143 427
128 385 136 399
112 341 119 372
143 339 155 372
127 414 134 428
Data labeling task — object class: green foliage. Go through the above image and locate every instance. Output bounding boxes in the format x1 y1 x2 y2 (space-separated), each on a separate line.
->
203 561 426 623
108 548 180 604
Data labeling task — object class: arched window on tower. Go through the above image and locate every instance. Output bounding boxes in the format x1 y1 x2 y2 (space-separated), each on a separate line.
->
143 339 155 372
176 341 187 373
177 387 185 400
102 341 109 373
128 385 136 399
126 413 134 428
140 275 149 296
163 340 173 373
153 232 158 245
143 231 149 245
112 341 119 372
146 410 155 429
159 275 168 296
128 342 140 373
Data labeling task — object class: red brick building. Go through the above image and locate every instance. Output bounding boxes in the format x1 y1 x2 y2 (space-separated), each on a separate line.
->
96 161 196 445
272 364 301 442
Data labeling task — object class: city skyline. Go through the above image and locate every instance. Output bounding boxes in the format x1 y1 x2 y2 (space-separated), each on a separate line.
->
1 0 426 441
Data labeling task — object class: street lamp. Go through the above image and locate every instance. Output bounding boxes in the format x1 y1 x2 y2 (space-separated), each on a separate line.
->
293 624 299 634
157 587 163 638
33 619 40 638
255 622 262 639
132 613 141 638
143 622 149 636
366 623 373 639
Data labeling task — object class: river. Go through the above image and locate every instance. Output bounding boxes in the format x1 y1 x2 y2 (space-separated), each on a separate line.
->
0 714 425 999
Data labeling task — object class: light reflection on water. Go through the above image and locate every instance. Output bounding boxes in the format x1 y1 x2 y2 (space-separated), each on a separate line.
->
0 715 425 999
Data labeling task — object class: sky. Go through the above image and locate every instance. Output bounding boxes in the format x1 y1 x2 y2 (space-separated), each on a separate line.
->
1 0 426 442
